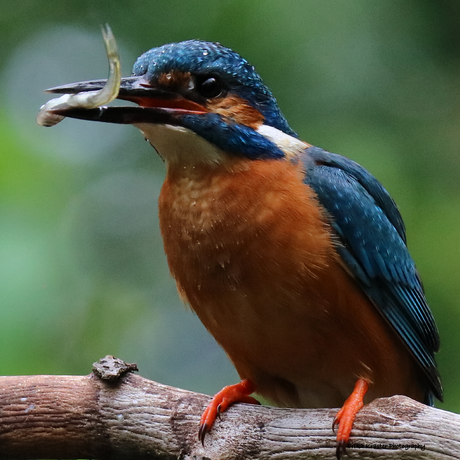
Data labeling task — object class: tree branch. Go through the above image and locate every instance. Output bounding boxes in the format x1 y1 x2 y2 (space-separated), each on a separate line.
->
0 357 458 459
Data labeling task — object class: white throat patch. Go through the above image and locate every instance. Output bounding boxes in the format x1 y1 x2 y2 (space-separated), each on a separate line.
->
135 122 227 167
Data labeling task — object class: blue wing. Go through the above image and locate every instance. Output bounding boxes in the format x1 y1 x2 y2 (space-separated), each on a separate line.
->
302 146 442 403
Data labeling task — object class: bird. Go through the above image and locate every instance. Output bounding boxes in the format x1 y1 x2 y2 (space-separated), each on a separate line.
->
45 39 442 458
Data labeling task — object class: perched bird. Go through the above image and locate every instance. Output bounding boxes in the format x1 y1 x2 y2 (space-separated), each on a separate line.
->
46 40 442 457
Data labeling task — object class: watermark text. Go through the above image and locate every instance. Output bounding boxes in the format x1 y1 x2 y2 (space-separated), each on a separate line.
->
348 442 425 451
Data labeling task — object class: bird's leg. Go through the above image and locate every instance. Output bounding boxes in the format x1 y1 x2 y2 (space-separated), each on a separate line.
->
332 378 369 459
198 379 260 443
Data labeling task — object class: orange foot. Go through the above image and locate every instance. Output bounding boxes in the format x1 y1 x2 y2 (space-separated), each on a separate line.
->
198 379 260 443
332 378 369 459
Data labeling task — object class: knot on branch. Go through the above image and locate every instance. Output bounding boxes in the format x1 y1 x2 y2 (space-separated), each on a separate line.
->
92 355 139 381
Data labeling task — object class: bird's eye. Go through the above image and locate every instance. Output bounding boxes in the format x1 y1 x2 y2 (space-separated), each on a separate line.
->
196 76 223 99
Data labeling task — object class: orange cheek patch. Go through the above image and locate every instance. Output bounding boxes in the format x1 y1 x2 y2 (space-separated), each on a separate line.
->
207 94 264 128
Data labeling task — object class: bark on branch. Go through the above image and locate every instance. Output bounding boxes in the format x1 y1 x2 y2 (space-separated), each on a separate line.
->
0 357 458 459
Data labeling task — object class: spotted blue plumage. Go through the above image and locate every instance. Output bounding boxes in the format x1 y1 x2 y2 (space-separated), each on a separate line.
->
302 146 442 404
132 40 296 137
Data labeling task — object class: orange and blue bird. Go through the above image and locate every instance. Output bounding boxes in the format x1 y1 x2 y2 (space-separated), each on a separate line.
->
46 40 442 457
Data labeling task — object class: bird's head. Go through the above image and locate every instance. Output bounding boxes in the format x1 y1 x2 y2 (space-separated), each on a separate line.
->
48 40 307 166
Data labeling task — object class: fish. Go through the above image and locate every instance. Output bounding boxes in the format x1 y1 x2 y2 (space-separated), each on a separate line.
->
36 24 120 127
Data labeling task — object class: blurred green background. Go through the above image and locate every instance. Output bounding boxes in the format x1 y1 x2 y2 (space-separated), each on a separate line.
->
1 0 459 413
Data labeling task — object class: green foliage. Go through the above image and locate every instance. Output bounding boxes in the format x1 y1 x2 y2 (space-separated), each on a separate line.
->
0 0 459 412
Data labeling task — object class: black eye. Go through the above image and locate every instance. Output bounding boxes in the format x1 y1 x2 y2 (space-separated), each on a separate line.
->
196 76 223 98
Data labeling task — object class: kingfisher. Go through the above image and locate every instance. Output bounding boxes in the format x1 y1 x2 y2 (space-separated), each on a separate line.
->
44 39 442 457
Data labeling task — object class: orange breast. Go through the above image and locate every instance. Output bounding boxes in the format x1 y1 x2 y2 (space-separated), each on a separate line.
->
158 158 425 408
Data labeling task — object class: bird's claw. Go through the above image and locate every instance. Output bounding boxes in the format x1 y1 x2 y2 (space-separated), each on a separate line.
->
335 440 347 459
198 422 209 445
198 379 258 445
332 416 339 433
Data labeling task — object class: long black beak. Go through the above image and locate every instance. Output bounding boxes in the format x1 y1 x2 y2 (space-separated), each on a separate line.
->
47 76 177 100
45 76 206 125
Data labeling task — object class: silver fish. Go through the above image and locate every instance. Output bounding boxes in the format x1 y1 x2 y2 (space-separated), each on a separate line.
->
37 24 121 127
